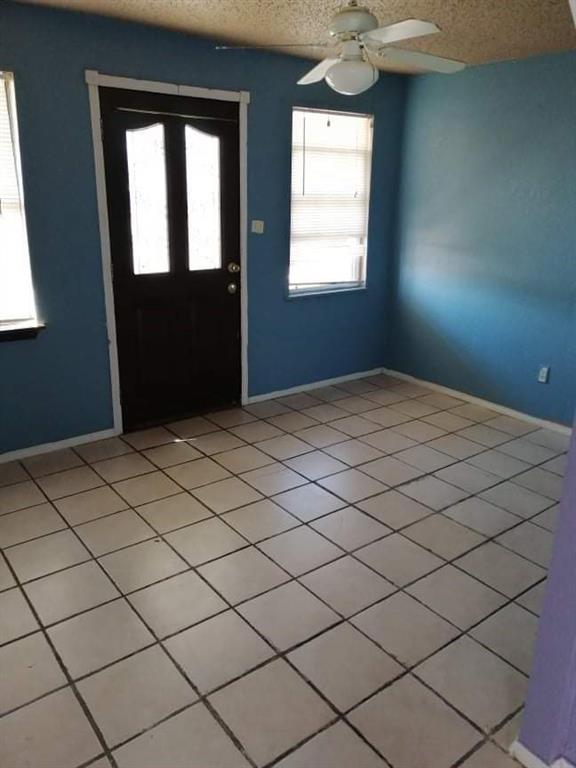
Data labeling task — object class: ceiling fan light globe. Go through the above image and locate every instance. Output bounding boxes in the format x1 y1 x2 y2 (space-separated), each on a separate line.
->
325 60 379 95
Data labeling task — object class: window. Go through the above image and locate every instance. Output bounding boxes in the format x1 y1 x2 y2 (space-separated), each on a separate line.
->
0 72 37 329
126 123 170 274
186 126 222 271
289 107 373 295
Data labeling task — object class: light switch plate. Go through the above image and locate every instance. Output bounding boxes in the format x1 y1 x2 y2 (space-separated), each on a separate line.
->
538 366 550 384
251 219 265 234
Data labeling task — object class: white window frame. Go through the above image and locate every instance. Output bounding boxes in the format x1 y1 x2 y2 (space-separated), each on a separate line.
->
288 106 374 297
0 71 38 331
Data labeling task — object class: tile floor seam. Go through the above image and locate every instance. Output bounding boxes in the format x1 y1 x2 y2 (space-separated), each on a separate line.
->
448 705 525 767
287 499 549 626
77 754 111 768
139 515 527 767
76 512 353 766
0 553 121 768
0 414 561 519
352 577 539 680
167 394 470 467
39 512 262 767
0 383 562 486
3 503 357 643
0 380 567 768
0 479 551 654
0 679 72 720
316 439 558 515
0 455 553 641
0 570 528 768
105 479 431 767
358 490 555 540
316 498 547 579
396 515 548 583
355 447 560 504
266 713 395 768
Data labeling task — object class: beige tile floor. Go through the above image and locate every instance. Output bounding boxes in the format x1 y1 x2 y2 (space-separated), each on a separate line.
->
0 373 569 768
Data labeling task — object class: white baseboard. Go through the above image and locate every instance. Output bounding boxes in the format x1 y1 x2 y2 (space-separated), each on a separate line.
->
511 742 550 768
243 368 385 404
511 740 575 768
2 365 570 463
381 368 571 436
0 428 119 464
0 368 383 462
245 365 570 436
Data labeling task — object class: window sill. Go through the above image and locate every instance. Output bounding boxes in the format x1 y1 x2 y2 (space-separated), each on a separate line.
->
0 322 46 342
287 285 367 300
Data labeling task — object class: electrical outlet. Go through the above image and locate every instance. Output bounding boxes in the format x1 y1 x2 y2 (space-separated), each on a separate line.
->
538 366 550 384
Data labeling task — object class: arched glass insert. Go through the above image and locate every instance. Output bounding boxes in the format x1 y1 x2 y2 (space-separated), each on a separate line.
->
186 126 222 271
126 123 170 274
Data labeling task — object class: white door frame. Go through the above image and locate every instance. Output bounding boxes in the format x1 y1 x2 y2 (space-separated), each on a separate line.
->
85 70 250 434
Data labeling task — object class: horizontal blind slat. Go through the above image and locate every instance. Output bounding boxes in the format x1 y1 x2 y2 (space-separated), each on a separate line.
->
0 72 37 324
0 76 21 201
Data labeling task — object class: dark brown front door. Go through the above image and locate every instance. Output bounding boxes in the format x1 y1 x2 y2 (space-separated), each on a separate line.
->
100 88 241 431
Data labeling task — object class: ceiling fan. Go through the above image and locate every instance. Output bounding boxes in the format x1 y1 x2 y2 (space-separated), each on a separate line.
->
217 1 465 96
299 1 466 94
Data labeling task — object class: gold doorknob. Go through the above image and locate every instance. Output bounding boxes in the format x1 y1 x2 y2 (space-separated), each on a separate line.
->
227 262 240 273
227 283 237 294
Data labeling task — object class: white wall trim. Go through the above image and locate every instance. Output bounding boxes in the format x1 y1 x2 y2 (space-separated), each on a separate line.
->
381 368 571 436
85 70 251 418
85 70 250 104
511 742 550 768
510 741 575 768
246 364 570 434
87 78 123 435
0 429 117 464
239 97 249 404
3 363 570 461
244 368 385 403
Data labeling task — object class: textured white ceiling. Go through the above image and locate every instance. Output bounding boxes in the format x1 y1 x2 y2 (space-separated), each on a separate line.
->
15 0 576 72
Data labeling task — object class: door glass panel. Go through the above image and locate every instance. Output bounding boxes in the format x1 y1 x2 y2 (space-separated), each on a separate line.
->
126 123 170 274
186 126 222 271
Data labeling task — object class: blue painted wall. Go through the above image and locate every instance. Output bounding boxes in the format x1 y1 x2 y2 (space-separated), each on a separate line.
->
0 1 406 452
392 52 576 425
1 1 574 453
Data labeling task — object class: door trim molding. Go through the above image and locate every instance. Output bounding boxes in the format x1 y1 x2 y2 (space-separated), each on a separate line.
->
85 70 250 105
87 77 123 434
85 70 250 433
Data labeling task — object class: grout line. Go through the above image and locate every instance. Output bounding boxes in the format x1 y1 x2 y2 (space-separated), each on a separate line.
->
0 432 556 636
0 422 554 620
0 554 121 768
0 377 566 768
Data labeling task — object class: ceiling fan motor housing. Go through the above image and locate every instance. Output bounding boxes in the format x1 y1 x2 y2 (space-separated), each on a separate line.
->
329 3 379 37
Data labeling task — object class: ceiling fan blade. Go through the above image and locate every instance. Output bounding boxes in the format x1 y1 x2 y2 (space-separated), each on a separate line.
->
216 42 328 50
362 19 439 46
376 47 465 73
297 58 339 85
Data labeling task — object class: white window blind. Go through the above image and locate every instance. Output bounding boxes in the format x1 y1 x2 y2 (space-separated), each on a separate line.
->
0 72 37 327
289 107 373 294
